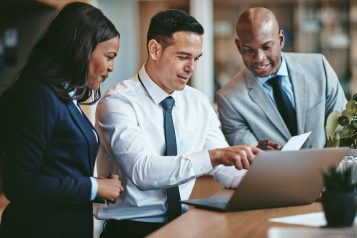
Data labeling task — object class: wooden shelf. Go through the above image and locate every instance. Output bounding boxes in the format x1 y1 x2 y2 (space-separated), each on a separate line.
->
36 0 90 9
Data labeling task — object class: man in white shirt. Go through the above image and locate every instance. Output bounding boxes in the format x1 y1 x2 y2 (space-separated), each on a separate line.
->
95 9 259 238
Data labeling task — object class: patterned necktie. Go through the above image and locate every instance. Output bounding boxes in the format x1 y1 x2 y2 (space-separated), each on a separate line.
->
268 76 297 136
161 96 182 221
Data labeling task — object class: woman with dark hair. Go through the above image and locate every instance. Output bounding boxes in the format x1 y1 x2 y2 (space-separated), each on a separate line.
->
0 2 123 237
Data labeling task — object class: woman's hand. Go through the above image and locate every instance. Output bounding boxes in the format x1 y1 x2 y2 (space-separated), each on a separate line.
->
96 174 124 203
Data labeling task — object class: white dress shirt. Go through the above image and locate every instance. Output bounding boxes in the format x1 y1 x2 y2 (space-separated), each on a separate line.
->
94 65 246 223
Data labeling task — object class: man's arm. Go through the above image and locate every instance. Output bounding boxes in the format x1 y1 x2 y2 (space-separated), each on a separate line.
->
216 91 260 146
322 55 347 117
96 93 259 191
96 93 218 191
202 97 260 188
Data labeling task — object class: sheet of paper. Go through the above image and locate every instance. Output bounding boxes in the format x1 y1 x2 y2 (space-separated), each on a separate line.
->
270 212 327 227
282 131 311 151
268 226 357 238
270 212 357 227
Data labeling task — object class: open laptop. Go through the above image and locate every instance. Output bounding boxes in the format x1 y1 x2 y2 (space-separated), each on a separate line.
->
181 148 350 211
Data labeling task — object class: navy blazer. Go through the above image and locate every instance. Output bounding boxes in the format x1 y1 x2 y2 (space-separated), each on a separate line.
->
0 80 98 238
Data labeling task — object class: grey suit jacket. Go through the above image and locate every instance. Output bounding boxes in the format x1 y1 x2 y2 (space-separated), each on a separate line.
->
216 52 347 149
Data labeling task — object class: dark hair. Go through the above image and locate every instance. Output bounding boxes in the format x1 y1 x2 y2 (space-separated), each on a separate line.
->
147 9 204 48
17 2 119 104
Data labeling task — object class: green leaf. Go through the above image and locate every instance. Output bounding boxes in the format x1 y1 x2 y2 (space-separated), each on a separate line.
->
345 100 357 112
340 124 357 138
326 111 341 141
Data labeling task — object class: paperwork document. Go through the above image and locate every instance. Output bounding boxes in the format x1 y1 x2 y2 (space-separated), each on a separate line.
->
268 226 357 238
270 212 327 227
269 211 357 237
270 212 357 227
282 131 311 151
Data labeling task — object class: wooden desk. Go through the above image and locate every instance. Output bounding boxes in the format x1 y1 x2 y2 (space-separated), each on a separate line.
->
148 177 322 238
148 202 321 238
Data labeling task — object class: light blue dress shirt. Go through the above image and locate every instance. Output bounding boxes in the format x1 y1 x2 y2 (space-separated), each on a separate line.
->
256 56 296 109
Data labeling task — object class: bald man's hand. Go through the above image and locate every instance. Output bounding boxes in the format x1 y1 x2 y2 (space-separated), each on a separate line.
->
257 140 282 150
209 145 260 170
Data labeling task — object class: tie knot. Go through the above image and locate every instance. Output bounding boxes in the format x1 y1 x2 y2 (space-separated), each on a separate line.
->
161 96 175 111
268 75 282 87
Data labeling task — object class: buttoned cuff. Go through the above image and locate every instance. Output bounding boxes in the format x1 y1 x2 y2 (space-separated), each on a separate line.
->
211 166 247 188
189 150 214 175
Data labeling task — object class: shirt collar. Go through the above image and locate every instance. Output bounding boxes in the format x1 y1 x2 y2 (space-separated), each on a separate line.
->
68 90 78 105
257 56 289 85
138 64 178 105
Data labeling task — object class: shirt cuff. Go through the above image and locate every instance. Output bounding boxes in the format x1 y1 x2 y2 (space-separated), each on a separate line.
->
189 150 214 175
90 177 98 201
211 166 247 188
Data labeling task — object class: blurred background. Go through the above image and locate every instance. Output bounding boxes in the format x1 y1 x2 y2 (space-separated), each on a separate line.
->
0 0 356 105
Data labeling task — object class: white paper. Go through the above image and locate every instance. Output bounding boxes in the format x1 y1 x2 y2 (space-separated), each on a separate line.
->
282 131 311 151
268 226 357 238
270 212 327 227
270 212 357 227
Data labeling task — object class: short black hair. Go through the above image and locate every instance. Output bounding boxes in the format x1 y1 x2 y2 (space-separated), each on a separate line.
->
147 9 204 48
17 2 119 104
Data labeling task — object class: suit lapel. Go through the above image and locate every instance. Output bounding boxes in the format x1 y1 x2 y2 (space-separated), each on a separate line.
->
66 102 97 170
284 54 306 135
245 70 291 140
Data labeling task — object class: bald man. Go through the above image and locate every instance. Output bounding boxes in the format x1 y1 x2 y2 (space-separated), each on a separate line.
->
216 7 347 149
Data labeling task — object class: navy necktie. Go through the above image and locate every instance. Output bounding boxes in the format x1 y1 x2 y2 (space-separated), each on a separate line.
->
268 76 297 136
161 96 182 221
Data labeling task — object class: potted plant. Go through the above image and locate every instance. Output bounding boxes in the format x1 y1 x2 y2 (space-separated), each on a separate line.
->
321 166 357 227
326 93 357 148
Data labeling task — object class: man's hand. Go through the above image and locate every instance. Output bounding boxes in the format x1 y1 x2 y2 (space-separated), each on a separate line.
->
209 144 260 170
257 140 282 150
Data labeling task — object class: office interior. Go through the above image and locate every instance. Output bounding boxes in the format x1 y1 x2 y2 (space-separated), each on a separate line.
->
0 0 357 236
1 0 356 102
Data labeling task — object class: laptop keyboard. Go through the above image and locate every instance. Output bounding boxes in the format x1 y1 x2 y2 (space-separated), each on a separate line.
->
268 227 357 238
